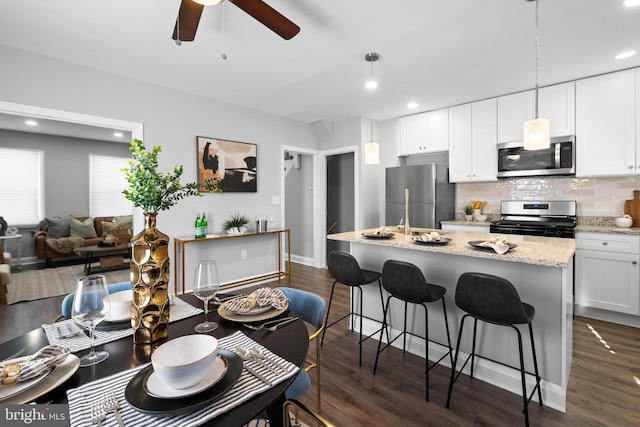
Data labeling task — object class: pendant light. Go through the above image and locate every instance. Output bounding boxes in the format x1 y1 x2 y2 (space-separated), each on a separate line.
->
193 0 222 5
364 53 380 164
523 0 550 150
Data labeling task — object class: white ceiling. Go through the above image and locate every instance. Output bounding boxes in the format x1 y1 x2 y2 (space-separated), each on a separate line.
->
1 0 640 129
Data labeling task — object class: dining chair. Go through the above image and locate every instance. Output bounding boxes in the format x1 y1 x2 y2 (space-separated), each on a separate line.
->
59 281 133 320
283 399 336 427
0 243 11 305
277 287 326 414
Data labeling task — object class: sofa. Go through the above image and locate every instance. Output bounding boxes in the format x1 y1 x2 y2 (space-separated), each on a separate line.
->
35 215 133 266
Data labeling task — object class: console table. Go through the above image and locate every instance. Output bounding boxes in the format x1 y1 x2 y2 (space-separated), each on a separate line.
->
173 229 291 294
0 234 22 270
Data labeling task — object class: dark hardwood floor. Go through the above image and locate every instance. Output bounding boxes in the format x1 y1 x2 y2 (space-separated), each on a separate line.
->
2 262 639 426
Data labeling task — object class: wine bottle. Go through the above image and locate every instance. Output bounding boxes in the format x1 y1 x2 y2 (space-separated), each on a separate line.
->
195 214 201 239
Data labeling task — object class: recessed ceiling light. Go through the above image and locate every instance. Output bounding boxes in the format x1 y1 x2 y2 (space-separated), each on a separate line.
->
615 50 637 60
407 102 419 109
623 0 640 7
25 120 38 126
365 80 378 90
114 132 124 138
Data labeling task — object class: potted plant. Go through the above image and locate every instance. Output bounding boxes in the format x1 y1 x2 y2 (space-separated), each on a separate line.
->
463 205 474 221
121 138 222 345
223 213 250 235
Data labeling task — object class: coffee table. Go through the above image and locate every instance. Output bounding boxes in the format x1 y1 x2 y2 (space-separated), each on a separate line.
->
74 244 131 275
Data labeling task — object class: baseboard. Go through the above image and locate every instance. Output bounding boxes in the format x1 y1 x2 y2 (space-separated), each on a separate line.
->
574 305 640 328
360 318 567 413
289 254 314 267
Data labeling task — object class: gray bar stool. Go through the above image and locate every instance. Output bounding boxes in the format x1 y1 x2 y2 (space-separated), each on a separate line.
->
373 259 453 401
321 251 388 366
446 272 542 426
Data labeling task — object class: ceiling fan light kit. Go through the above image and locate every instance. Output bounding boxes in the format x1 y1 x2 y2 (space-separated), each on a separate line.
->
172 0 300 43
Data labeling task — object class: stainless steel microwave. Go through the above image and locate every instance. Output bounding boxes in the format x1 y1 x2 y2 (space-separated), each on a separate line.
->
497 135 576 178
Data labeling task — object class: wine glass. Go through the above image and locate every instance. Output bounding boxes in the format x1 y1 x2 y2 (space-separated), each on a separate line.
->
193 260 220 333
71 275 110 367
193 260 221 333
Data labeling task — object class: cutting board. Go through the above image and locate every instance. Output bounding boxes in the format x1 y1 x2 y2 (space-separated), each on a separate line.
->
624 190 640 226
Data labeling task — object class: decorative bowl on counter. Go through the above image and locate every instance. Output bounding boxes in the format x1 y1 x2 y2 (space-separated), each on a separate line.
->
614 217 633 228
474 214 488 222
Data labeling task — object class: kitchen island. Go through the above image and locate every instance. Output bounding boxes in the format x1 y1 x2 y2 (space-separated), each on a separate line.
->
328 228 575 412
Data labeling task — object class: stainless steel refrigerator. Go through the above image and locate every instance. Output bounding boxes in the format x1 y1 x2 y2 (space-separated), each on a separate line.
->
385 164 455 229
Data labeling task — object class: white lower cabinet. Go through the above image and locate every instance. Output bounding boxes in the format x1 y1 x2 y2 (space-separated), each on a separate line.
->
575 233 640 315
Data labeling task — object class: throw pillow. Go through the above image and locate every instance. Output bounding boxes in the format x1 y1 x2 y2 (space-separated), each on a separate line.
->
70 217 98 238
45 217 71 238
101 221 116 236
113 215 133 235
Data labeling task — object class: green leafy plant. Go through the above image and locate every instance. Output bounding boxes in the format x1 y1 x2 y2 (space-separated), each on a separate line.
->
222 213 250 232
121 139 222 213
463 205 475 215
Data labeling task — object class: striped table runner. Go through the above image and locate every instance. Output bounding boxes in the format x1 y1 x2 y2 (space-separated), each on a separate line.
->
42 297 203 353
66 331 299 427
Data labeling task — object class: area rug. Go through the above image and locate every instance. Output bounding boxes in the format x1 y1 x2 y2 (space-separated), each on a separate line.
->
6 264 130 304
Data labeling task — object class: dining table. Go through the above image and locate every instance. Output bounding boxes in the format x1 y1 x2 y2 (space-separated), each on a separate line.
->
0 294 310 427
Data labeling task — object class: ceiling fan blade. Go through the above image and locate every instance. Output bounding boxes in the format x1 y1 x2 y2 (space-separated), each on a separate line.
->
172 1 205 42
230 0 300 40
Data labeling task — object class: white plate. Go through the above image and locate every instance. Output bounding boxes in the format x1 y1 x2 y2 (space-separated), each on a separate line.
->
143 355 228 399
1 354 80 404
0 357 52 401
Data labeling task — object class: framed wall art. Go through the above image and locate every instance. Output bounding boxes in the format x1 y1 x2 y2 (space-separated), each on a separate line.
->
197 137 257 193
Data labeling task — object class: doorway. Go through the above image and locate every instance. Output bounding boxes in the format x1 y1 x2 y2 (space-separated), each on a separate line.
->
326 152 355 257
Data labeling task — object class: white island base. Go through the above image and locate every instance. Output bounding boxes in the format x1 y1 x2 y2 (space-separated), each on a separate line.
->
329 229 575 412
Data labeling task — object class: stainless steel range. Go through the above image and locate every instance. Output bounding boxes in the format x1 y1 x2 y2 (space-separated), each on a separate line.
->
490 200 577 238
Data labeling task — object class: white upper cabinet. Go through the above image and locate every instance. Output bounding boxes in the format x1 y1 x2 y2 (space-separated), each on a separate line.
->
397 109 448 156
497 90 534 143
539 82 576 137
576 69 636 177
449 98 497 183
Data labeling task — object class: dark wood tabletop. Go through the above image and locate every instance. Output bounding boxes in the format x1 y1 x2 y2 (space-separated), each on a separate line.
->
0 294 309 427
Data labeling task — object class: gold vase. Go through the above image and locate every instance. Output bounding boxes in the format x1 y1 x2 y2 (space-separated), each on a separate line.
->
130 212 170 346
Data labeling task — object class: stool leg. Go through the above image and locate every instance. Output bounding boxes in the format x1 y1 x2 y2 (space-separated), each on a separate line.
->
423 303 430 401
377 279 390 344
529 323 543 406
321 281 338 347
513 326 530 427
470 318 478 378
357 285 364 366
402 301 408 353
441 298 454 366
446 315 468 408
373 295 392 375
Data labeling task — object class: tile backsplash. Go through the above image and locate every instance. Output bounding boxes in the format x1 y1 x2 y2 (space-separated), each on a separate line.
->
455 175 640 218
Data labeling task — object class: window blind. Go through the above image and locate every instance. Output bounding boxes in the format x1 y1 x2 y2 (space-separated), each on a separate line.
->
0 147 44 225
89 155 133 217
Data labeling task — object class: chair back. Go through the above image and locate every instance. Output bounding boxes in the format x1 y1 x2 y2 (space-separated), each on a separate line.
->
278 287 325 331
60 281 133 319
455 272 530 325
327 251 367 287
382 259 434 303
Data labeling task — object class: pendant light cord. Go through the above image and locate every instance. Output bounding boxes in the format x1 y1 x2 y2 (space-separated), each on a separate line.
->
534 0 540 118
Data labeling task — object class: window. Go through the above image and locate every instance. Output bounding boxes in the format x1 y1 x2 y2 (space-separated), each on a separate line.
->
0 147 44 225
89 155 132 217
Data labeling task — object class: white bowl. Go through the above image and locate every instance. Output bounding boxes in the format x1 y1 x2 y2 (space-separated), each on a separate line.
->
615 217 633 228
151 335 219 389
474 214 488 222
103 290 133 322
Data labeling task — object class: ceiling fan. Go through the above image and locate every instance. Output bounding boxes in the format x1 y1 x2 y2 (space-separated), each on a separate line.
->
172 0 300 43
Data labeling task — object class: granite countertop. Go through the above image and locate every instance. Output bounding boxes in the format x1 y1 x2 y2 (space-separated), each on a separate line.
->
328 228 575 268
442 219 640 235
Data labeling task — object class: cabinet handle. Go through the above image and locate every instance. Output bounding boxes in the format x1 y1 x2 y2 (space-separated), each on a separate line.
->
629 165 634 169
602 241 608 245
633 261 638 265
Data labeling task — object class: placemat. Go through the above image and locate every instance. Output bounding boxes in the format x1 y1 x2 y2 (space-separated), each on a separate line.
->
42 297 203 353
66 331 299 427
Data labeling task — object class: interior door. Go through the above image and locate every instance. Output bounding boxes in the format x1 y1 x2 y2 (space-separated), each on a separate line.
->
326 152 354 256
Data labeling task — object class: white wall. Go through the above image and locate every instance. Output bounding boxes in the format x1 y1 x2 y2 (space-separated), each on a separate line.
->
0 46 324 285
285 154 314 259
